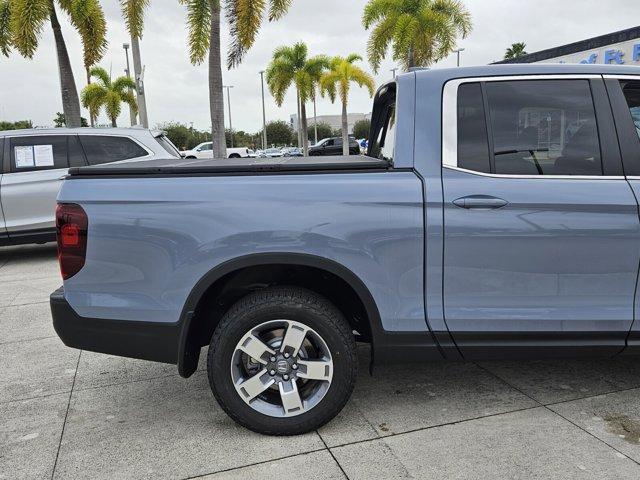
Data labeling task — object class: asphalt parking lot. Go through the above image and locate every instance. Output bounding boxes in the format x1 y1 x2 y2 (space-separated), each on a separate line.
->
2 244 640 479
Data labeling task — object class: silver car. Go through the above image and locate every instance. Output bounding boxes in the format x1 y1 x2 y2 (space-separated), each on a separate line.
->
0 127 181 246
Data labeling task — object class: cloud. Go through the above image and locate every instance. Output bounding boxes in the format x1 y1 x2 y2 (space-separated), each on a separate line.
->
0 0 637 132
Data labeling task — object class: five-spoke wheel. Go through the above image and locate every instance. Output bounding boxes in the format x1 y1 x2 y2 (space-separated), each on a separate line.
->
207 287 357 435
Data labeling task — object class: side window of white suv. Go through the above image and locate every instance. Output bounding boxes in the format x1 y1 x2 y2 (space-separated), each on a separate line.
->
9 136 68 172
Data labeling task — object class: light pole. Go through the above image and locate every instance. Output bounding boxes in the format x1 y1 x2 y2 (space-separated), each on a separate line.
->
130 36 149 127
123 43 137 126
224 85 234 148
453 48 465 67
390 67 398 79
259 71 267 150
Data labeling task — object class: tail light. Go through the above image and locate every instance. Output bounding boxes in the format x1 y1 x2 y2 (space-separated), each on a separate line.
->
56 203 88 280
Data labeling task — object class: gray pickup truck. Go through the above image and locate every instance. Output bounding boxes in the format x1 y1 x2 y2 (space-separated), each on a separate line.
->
51 64 640 435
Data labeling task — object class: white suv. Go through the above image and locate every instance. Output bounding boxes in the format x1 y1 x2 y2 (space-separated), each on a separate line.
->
0 127 182 246
181 143 255 159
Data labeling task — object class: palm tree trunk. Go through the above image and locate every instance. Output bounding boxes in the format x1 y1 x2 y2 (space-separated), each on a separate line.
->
296 89 302 148
111 117 117 128
408 45 415 70
313 95 318 145
50 0 81 128
86 67 95 127
209 2 226 158
341 100 349 156
300 101 309 155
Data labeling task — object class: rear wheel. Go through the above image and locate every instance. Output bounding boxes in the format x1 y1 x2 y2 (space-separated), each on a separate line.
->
207 287 357 435
228 153 241 158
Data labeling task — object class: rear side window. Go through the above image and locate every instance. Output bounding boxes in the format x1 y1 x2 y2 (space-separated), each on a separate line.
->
485 80 602 176
9 135 68 172
457 83 490 173
155 135 181 157
455 79 603 176
620 80 640 139
79 135 148 165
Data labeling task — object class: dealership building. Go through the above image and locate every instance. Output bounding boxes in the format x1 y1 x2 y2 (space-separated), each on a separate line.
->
497 26 640 65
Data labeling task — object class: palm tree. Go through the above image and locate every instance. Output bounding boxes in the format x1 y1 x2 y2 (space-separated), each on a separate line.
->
81 67 137 127
265 42 329 155
180 0 292 158
363 0 472 73
120 0 149 127
504 42 527 60
3 0 107 128
320 55 376 156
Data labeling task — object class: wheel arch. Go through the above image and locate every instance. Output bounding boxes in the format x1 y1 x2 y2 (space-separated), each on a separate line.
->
177 253 384 378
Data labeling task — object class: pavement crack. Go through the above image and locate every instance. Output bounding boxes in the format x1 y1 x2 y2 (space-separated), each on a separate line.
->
50 350 82 480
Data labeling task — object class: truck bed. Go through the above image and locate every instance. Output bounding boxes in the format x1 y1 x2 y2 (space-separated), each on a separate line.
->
67 156 391 177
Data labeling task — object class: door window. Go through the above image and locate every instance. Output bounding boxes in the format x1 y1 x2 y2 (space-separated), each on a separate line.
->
9 136 68 172
619 80 640 139
457 83 491 173
456 80 604 176
199 143 213 151
79 136 148 165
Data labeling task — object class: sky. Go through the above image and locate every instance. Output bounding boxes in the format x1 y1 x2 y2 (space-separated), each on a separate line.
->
0 0 638 132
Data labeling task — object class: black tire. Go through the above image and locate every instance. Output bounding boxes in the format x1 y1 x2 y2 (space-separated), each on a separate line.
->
228 153 241 158
207 286 357 435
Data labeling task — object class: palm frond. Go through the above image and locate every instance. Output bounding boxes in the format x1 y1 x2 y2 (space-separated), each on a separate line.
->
226 0 265 68
268 0 290 21
366 15 395 73
68 0 108 69
120 0 148 39
362 0 399 29
120 89 138 114
180 0 211 65
9 0 50 58
0 0 12 56
104 89 122 124
88 66 111 87
112 76 137 93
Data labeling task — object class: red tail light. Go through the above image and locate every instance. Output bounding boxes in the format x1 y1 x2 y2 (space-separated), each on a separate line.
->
56 203 88 280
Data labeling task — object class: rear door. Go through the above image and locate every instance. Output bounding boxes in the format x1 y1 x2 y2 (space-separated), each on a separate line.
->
605 75 640 355
1 135 84 236
441 75 640 359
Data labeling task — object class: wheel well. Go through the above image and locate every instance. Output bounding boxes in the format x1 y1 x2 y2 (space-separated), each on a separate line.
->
228 153 241 158
185 264 374 356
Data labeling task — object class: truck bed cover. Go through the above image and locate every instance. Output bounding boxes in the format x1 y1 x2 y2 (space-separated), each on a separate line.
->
67 156 391 177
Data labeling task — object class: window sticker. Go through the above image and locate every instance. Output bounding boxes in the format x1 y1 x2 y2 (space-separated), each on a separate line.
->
34 144 54 167
14 146 35 168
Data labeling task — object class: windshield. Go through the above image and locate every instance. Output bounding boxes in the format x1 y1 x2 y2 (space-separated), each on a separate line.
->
155 134 181 157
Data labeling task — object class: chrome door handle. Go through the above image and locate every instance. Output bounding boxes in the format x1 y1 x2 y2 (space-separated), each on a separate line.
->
453 195 508 209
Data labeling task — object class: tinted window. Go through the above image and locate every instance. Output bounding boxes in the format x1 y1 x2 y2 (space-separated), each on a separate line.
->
377 105 396 162
620 80 640 139
79 135 148 165
156 135 181 157
199 143 213 151
457 83 490 173
485 80 602 176
10 135 68 172
67 135 87 167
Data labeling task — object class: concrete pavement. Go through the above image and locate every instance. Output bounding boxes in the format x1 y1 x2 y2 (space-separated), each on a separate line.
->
2 243 640 479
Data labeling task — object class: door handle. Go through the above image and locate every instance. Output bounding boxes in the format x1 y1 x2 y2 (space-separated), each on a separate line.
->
453 195 508 209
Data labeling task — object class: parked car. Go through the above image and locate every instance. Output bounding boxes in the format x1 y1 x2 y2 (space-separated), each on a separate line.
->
51 64 640 436
308 136 360 156
263 148 284 158
181 143 254 159
282 147 303 157
0 127 180 246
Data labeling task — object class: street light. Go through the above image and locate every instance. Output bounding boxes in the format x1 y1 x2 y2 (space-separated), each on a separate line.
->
223 85 234 148
390 67 398 79
259 71 267 150
453 48 465 67
122 43 136 126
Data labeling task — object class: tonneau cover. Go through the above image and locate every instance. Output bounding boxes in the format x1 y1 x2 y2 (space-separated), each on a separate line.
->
67 156 391 176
